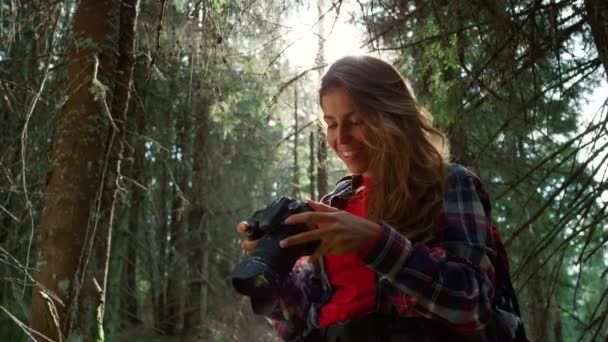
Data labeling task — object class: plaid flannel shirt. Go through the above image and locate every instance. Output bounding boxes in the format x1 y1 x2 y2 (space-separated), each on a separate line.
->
255 164 497 341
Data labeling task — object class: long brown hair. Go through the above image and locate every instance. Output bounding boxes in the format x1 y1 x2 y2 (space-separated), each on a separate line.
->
319 55 450 242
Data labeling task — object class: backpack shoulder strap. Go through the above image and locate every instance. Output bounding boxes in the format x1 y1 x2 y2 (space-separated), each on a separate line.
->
488 224 529 342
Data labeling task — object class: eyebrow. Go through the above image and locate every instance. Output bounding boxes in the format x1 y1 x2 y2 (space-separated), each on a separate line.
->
323 111 356 120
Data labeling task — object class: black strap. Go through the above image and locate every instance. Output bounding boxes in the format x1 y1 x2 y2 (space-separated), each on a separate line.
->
487 252 521 315
487 252 529 342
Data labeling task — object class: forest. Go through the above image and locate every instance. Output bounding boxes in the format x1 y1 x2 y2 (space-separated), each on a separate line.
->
0 0 607 341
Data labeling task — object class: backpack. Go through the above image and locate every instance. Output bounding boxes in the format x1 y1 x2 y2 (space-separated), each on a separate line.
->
487 224 529 342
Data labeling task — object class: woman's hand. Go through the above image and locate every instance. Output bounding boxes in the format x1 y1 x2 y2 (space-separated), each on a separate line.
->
280 200 381 262
236 221 257 256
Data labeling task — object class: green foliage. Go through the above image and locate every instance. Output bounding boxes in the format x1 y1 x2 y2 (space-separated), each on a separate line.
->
1 0 606 341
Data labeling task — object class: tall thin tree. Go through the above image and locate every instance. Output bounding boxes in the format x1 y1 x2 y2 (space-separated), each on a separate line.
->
97 0 140 334
293 85 301 198
316 0 328 199
309 130 316 200
30 0 113 339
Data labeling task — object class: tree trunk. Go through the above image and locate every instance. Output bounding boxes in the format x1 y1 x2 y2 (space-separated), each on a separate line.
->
165 173 185 335
316 0 328 199
444 4 469 165
118 85 147 329
120 55 149 328
584 0 608 82
309 131 316 200
550 293 564 342
293 86 300 198
153 46 180 334
514 137 562 342
121 199 140 326
518 220 554 342
30 0 113 340
183 98 211 336
95 0 140 337
154 151 170 333
316 128 328 198
165 73 192 334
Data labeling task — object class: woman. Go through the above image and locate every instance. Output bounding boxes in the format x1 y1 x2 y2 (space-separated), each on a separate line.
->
237 56 522 341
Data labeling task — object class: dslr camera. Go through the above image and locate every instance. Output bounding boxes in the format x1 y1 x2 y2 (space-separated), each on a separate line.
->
230 197 319 314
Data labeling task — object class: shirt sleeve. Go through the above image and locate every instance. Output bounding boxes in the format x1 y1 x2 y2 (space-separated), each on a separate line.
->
357 166 496 335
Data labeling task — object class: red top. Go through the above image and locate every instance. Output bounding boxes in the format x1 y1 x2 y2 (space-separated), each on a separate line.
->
319 177 377 327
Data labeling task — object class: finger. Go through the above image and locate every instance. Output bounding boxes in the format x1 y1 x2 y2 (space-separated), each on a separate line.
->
306 200 339 213
280 229 326 248
243 239 256 249
237 221 249 234
309 246 323 263
242 240 256 254
284 211 334 225
309 239 335 263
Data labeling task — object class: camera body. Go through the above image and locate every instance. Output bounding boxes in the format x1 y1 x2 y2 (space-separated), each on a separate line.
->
230 197 320 314
245 197 314 243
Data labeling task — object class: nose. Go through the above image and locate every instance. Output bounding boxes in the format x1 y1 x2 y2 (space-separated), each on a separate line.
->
337 125 351 145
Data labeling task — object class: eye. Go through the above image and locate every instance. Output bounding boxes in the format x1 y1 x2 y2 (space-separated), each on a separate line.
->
326 122 337 129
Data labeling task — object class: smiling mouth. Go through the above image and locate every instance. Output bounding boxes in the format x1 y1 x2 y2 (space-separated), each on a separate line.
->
341 150 360 159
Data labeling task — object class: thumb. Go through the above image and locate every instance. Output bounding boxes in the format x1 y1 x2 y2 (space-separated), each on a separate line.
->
306 200 338 212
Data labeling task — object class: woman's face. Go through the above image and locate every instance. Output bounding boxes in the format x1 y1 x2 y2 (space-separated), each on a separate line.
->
321 87 372 178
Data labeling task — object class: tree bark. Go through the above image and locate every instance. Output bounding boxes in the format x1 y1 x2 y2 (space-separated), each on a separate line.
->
154 47 178 335
95 0 140 337
316 0 328 199
153 155 170 333
309 131 316 200
293 86 300 198
165 71 192 334
183 97 211 336
584 0 608 82
551 293 564 342
118 58 147 328
119 52 153 329
30 0 113 340
514 137 562 342
316 127 328 199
